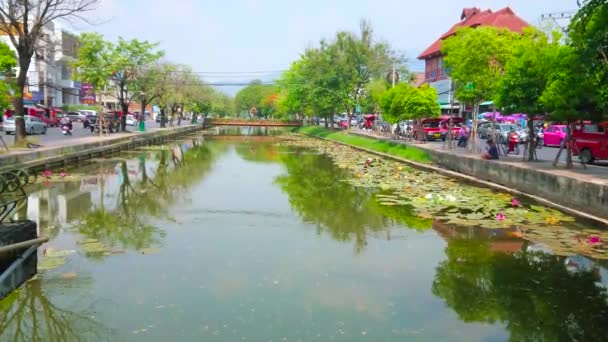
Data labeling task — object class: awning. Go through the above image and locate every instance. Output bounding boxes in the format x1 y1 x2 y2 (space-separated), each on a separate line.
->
440 104 459 109
35 104 49 110
480 101 494 106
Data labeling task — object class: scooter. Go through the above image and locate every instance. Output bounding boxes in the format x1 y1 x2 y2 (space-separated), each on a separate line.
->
61 123 73 135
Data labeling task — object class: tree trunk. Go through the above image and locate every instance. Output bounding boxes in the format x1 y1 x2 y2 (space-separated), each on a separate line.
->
467 103 480 153
160 107 167 128
13 55 32 144
120 102 129 132
566 122 573 168
140 100 147 127
525 118 535 162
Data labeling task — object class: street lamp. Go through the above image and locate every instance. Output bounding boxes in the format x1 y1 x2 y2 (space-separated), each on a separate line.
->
139 91 146 132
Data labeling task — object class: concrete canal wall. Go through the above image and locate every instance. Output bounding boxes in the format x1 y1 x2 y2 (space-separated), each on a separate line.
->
0 125 203 173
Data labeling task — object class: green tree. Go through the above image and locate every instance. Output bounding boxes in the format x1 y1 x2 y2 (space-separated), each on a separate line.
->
495 29 562 161
277 20 405 125
109 38 164 131
569 0 608 111
234 80 277 118
0 0 99 144
72 32 113 136
442 27 516 151
74 34 164 131
379 83 440 124
0 41 16 113
540 45 601 167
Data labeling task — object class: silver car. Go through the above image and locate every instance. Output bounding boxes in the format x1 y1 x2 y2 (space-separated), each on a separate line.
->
4 115 48 135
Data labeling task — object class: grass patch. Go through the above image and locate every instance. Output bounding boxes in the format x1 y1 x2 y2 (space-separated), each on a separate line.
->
296 126 432 164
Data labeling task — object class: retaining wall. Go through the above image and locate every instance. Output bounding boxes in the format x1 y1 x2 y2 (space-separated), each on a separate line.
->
423 148 608 220
0 125 202 173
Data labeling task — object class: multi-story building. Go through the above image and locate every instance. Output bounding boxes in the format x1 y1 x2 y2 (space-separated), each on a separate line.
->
417 7 530 113
53 27 82 107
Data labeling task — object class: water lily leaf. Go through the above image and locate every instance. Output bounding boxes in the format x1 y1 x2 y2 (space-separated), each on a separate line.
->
45 248 76 258
38 257 66 271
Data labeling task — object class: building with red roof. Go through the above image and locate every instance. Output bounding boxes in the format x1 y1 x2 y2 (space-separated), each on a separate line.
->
417 7 530 111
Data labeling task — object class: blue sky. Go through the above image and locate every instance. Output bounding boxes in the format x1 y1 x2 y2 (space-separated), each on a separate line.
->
86 0 577 94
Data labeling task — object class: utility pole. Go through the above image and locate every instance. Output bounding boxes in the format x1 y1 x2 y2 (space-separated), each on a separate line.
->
392 65 396 88
539 11 576 37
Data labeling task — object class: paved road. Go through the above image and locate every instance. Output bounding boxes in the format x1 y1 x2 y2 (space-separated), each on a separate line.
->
3 120 160 146
426 139 608 166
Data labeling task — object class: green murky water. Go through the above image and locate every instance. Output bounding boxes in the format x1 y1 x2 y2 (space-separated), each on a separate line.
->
1 131 607 341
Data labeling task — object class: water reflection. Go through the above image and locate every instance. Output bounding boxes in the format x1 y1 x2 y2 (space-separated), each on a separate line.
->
432 227 608 341
2 135 608 340
276 149 393 253
75 141 223 254
0 277 112 341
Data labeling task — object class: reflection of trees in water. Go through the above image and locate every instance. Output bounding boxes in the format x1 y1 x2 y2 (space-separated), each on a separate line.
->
432 238 608 341
275 150 393 253
234 142 280 163
74 142 226 254
0 277 112 341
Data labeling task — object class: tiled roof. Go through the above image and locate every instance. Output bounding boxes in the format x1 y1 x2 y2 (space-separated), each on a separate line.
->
417 7 530 60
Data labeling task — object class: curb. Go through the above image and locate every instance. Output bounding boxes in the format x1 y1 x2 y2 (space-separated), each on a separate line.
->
301 132 608 226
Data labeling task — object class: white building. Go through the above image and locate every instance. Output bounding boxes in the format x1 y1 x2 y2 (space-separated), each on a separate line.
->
0 21 83 109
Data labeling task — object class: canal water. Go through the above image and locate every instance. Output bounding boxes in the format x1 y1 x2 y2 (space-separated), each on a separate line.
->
1 131 607 341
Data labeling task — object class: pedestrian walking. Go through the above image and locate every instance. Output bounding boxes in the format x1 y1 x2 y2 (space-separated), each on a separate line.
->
457 124 469 148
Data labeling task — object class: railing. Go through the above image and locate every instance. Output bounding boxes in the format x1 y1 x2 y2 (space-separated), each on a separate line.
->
0 169 37 223
205 119 303 127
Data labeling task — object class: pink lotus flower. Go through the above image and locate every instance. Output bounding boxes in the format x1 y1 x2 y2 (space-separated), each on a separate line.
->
41 170 53 178
588 236 601 245
59 171 68 177
496 213 506 221
511 198 521 207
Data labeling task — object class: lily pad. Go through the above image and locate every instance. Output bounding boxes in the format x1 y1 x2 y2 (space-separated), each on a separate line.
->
38 257 66 271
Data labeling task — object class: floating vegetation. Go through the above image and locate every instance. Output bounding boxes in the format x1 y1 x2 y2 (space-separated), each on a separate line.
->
38 256 66 271
37 247 77 271
78 239 110 255
45 248 76 258
137 146 170 151
283 136 608 259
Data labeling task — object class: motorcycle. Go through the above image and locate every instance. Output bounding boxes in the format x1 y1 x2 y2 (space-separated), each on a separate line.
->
61 122 73 135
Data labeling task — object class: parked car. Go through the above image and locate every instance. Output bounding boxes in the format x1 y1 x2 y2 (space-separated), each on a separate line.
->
479 123 521 142
4 115 47 135
78 109 97 117
477 121 493 139
543 124 568 147
67 111 87 122
415 118 445 141
572 122 608 164
126 114 136 126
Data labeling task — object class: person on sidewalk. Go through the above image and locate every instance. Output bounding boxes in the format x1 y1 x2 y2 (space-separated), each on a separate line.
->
508 128 519 154
457 124 469 148
481 139 499 160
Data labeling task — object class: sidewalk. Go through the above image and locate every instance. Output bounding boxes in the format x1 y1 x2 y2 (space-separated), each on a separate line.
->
0 124 200 170
350 129 608 221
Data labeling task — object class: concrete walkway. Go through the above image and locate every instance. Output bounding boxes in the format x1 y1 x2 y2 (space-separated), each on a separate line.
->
0 125 200 170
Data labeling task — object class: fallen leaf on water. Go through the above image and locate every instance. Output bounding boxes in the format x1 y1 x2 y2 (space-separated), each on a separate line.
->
139 248 160 255
61 272 77 280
